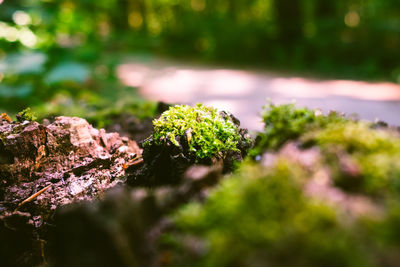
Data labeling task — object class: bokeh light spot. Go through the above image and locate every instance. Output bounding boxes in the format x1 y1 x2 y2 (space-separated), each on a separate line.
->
5 27 19 42
345 11 360 27
19 28 37 47
129 12 143 29
12 10 31 26
191 0 206 12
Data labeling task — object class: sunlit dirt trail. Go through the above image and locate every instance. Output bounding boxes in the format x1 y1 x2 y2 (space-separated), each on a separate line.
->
118 58 400 131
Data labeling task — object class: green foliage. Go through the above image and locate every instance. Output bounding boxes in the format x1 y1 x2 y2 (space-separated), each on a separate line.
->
17 107 36 122
251 102 346 156
0 0 399 105
0 0 398 116
150 104 243 159
167 104 400 266
252 102 317 154
253 102 400 196
172 162 372 267
34 88 157 128
87 100 157 129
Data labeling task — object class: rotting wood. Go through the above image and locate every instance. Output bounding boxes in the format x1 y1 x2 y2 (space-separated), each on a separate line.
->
0 115 143 266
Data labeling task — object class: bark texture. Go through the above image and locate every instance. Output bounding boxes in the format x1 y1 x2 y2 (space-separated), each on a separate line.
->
0 116 141 266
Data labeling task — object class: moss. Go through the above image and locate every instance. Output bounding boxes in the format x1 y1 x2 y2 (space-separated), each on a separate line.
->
251 102 346 156
148 104 247 160
17 107 37 122
302 121 400 195
128 104 251 187
170 161 372 267
87 100 158 128
35 92 158 128
165 104 400 266
250 102 400 195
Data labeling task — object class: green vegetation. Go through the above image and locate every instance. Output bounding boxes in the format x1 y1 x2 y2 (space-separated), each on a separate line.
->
164 103 400 267
34 89 158 128
303 121 400 195
251 102 346 155
149 104 245 160
16 107 36 122
253 103 400 195
0 0 399 264
0 1 158 118
171 162 372 267
0 0 399 119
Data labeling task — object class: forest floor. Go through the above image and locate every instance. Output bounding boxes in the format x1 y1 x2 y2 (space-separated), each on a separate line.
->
117 56 400 132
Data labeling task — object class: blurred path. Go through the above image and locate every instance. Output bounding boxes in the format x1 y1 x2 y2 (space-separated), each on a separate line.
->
117 58 400 131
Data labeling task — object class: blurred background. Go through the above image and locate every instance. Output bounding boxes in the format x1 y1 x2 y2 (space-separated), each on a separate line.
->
1 0 400 130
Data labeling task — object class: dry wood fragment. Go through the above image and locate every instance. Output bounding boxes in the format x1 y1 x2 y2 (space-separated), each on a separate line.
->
129 158 144 165
123 156 144 170
1 113 12 122
14 185 52 211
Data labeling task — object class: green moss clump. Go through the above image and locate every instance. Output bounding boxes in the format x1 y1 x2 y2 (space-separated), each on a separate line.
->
251 102 400 195
304 121 398 153
128 103 250 186
149 103 244 160
302 121 400 195
169 162 372 267
251 102 346 156
17 107 37 122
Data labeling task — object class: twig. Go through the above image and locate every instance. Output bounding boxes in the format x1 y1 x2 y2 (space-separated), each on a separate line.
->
14 185 52 212
129 158 144 165
123 156 144 170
